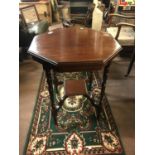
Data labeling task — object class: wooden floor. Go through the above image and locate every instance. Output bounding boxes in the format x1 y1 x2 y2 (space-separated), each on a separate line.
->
19 56 135 155
19 59 42 155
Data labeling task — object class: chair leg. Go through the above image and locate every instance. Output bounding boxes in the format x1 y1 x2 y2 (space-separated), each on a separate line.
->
125 52 135 77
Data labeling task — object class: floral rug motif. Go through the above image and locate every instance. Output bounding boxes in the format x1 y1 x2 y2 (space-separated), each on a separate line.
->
25 72 125 155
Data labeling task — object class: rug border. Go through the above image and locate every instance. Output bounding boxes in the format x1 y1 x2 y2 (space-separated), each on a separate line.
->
104 96 126 155
23 72 127 155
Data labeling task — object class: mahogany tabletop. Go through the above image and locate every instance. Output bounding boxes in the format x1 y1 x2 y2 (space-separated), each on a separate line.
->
28 27 122 71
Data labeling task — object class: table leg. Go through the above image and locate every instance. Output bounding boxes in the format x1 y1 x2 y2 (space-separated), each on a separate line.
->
125 51 135 77
43 65 57 125
97 62 111 119
53 70 59 94
88 71 93 92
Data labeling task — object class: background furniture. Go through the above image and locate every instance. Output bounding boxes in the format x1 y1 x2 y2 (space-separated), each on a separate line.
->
19 18 35 62
20 5 49 34
107 13 135 44
55 0 95 27
125 48 134 76
106 13 135 76
19 4 50 62
70 0 93 21
19 0 52 24
52 1 74 26
70 2 96 26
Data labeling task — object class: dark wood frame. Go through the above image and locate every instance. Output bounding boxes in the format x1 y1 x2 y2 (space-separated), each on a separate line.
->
108 13 135 26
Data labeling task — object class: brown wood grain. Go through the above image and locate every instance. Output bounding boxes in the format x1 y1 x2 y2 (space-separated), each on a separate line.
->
28 27 121 71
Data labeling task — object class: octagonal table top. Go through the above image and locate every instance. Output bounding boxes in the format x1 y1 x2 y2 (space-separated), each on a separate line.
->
28 27 122 71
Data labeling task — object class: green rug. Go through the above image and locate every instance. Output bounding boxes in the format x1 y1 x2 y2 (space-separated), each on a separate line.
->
25 72 125 155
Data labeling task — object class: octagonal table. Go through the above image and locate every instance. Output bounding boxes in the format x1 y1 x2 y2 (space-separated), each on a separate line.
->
28 27 122 125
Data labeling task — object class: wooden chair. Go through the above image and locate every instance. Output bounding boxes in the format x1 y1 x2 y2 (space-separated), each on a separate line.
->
20 5 49 34
106 13 135 76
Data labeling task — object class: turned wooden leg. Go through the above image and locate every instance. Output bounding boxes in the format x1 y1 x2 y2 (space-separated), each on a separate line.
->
88 71 93 92
97 62 111 119
43 65 57 125
53 70 59 94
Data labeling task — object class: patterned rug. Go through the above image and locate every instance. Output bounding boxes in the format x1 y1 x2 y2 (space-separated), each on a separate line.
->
24 72 125 155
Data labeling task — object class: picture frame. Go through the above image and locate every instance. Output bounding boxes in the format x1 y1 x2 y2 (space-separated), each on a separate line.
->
20 5 40 26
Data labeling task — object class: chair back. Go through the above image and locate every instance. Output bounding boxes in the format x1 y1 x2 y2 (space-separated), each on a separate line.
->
106 14 135 46
108 13 135 27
